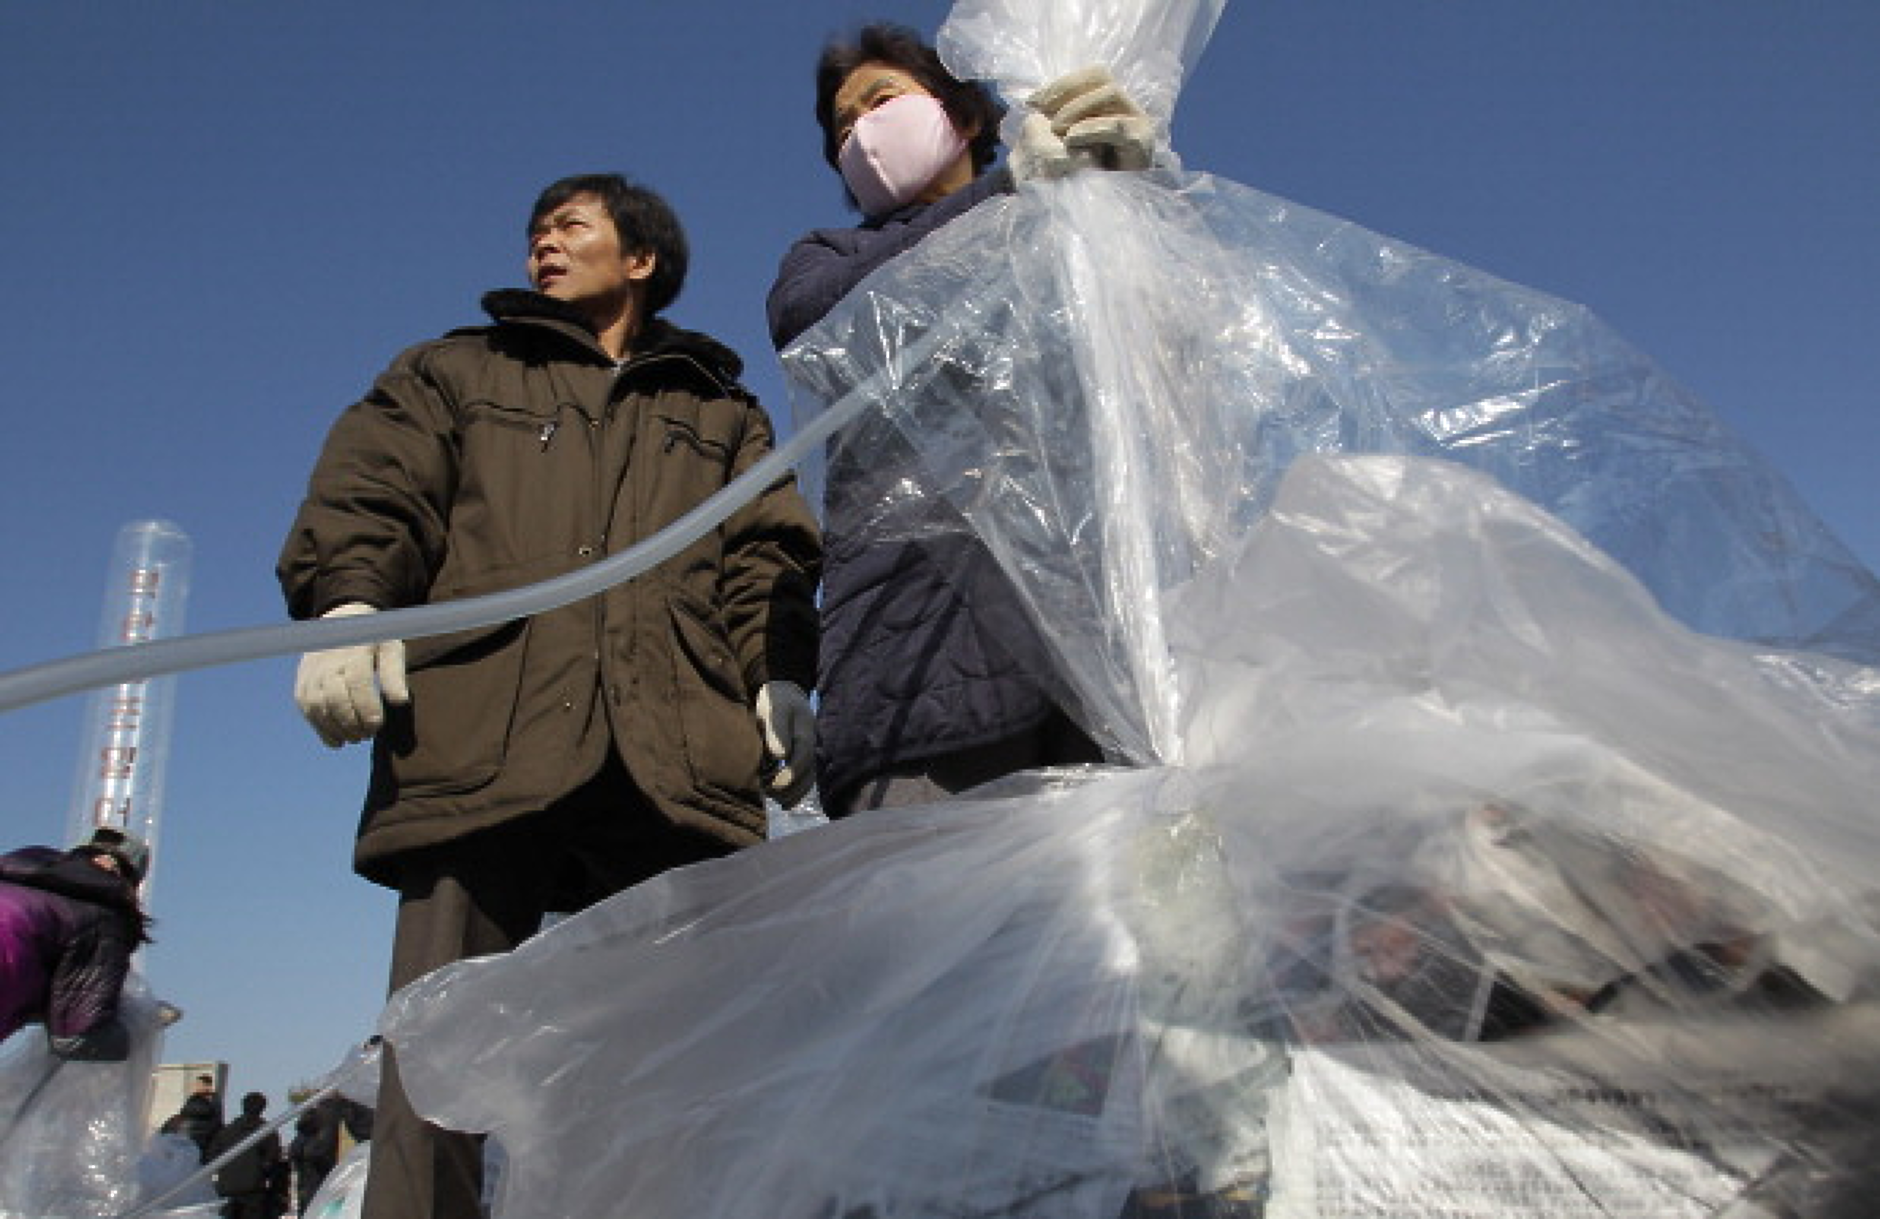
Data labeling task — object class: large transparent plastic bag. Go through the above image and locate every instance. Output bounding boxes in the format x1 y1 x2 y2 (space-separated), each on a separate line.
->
0 974 170 1219
375 0 1880 1213
383 456 1880 1218
788 0 1880 765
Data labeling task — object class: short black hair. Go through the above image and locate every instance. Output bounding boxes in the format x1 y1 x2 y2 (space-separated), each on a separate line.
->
527 173 689 316
241 1092 267 1116
813 23 1004 178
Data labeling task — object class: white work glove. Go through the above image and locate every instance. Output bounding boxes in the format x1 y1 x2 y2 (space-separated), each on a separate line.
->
294 602 408 748
1009 112 1082 182
1017 65 1159 178
754 680 816 808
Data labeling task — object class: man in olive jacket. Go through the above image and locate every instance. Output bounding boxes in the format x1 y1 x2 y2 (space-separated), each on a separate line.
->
277 173 821 1219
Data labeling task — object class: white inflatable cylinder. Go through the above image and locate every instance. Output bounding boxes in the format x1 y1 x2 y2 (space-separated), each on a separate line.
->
65 519 193 892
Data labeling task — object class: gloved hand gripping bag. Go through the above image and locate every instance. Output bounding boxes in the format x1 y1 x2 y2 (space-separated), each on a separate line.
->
376 0 1880 1214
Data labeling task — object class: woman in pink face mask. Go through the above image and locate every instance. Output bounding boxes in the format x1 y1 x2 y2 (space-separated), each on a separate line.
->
829 63 981 219
769 24 1006 345
765 23 1155 823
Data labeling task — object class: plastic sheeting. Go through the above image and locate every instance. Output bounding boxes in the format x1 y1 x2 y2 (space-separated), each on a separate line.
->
375 0 1880 1214
0 975 169 1219
118 1040 382 1219
0 1031 380 1219
301 1142 369 1219
787 0 1880 764
384 455 1880 1218
131 1133 217 1213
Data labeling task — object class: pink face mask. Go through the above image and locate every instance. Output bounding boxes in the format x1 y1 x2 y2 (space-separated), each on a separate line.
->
838 93 968 219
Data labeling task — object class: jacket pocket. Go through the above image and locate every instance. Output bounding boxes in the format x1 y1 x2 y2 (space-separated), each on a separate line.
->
382 619 529 795
666 599 763 794
654 411 734 465
463 395 565 436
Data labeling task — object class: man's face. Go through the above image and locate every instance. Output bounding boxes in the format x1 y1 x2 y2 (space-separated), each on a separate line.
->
526 192 653 316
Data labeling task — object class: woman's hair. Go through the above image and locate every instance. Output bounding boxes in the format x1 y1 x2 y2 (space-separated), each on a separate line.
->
114 884 154 946
128 904 155 945
69 841 155 944
813 23 1004 176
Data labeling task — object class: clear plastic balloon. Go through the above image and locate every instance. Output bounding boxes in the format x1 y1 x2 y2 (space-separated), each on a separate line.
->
320 0 1880 1214
0 975 169 1219
66 520 192 896
785 0 1880 767
381 455 1880 1219
788 179 1880 769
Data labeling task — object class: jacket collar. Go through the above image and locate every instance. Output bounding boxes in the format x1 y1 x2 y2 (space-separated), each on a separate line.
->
479 289 745 389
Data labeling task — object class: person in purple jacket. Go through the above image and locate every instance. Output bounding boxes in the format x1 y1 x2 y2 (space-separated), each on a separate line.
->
766 23 1159 817
0 826 153 1061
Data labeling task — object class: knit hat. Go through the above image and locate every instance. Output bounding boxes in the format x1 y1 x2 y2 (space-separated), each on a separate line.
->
79 825 150 885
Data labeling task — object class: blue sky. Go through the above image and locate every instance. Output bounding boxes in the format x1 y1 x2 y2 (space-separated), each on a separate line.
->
1 1 1875 1108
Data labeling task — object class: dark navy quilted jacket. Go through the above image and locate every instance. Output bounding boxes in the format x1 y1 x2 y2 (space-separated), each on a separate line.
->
768 172 1074 807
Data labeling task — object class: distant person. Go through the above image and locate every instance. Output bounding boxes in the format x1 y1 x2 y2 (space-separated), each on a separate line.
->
0 826 154 1061
177 1072 225 1161
265 1134 294 1219
278 172 822 1219
207 1091 284 1219
331 1095 372 1144
288 1103 338 1215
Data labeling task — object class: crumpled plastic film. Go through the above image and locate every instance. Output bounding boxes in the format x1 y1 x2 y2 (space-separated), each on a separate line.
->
375 0 1880 1213
301 1142 369 1219
384 455 1880 1218
786 0 1880 766
0 973 168 1219
132 1129 218 1213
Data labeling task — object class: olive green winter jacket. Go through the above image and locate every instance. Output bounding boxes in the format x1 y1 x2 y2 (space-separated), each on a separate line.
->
278 290 821 886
